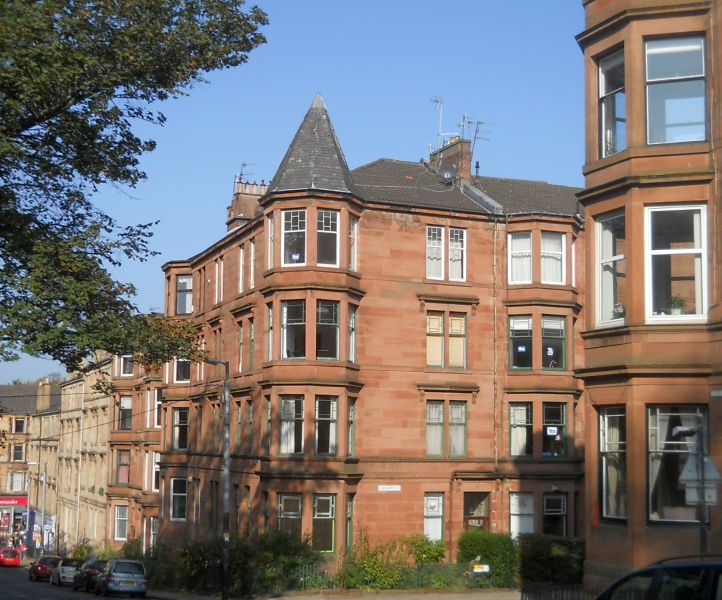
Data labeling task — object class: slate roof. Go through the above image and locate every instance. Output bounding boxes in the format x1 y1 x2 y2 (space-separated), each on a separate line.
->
0 384 38 414
352 159 581 217
474 175 581 216
267 94 358 196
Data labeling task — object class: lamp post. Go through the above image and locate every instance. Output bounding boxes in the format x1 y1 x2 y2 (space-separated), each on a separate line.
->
205 358 230 600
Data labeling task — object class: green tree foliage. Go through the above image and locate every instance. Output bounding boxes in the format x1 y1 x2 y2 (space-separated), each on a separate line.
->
517 533 584 585
0 0 267 368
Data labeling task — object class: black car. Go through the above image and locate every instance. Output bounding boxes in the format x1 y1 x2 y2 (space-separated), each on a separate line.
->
72 559 108 592
596 556 722 600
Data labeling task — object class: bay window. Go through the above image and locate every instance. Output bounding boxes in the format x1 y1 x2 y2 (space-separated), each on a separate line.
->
646 205 706 320
599 49 626 157
282 209 306 266
115 506 128 540
541 232 565 284
648 405 705 522
118 396 132 430
600 407 627 519
281 301 306 359
176 274 193 315
597 212 626 324
280 395 303 455
509 316 532 369
510 403 533 457
315 396 337 456
541 316 565 370
646 37 706 145
172 408 189 450
170 478 187 520
508 232 532 284
317 209 339 266
316 301 339 360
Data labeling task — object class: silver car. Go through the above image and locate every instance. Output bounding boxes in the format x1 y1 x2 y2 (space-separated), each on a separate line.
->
94 558 148 598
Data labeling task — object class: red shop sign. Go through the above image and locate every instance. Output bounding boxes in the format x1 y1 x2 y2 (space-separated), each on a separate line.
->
0 496 28 507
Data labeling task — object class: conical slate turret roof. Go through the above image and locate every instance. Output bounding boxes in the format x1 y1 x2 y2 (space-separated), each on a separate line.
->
267 94 358 196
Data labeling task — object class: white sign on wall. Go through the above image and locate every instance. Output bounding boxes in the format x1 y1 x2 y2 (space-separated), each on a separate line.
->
378 485 401 493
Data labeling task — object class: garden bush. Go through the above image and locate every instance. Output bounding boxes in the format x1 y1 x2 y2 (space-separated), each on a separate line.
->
457 529 516 588
339 532 409 589
517 534 584 585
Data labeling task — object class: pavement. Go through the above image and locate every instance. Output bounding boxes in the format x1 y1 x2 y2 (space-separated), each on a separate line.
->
148 589 521 600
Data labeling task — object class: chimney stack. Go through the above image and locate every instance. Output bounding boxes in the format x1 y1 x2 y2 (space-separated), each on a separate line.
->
226 177 265 231
429 137 472 183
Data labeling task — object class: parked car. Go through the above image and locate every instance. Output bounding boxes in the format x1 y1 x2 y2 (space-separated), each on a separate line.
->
50 556 83 586
0 547 21 567
596 556 722 600
73 559 108 592
28 554 61 581
94 558 148 598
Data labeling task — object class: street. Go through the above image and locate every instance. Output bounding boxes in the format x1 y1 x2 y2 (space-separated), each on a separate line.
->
0 563 82 599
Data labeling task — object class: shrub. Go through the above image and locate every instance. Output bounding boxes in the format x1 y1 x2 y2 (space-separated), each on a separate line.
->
339 532 408 589
457 530 516 588
404 534 446 565
121 537 143 560
517 534 584 585
70 541 94 561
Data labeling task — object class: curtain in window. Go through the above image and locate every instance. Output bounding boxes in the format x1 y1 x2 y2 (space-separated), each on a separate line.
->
449 402 466 456
448 314 466 368
426 227 443 278
510 404 531 456
281 398 301 454
426 313 444 366
510 233 531 282
541 233 563 282
510 493 534 538
426 401 443 455
449 229 465 280
602 414 627 518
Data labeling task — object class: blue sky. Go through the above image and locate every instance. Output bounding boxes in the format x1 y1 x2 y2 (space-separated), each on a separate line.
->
0 0 586 383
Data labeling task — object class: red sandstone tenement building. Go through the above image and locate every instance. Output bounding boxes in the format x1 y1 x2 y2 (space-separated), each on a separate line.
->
122 94 586 561
577 0 722 589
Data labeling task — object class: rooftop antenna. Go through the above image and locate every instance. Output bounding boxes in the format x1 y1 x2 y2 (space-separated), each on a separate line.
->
471 120 491 158
430 96 459 150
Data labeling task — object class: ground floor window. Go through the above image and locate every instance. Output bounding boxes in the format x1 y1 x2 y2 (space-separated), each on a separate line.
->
542 493 567 536
170 478 187 520
600 407 627 519
648 405 705 522
463 492 489 531
115 505 128 540
278 493 302 539
346 494 355 552
510 492 534 538
312 494 336 552
423 493 444 541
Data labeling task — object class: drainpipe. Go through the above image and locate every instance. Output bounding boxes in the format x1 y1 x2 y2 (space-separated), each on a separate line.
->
76 381 85 544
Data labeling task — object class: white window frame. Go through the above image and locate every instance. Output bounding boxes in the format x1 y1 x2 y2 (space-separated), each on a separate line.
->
600 407 627 520
120 354 134 377
599 48 626 158
214 256 224 304
596 211 626 326
115 505 129 540
315 396 338 456
541 232 566 285
280 396 304 455
7 471 24 492
448 227 466 282
170 478 188 521
154 389 162 428
174 358 191 383
510 492 535 538
152 452 160 492
281 300 305 360
267 214 274 269
317 209 340 267
249 239 255 289
176 274 193 315
423 493 444 542
239 245 245 294
267 305 273 362
172 407 189 451
349 214 359 271
644 204 707 323
10 443 24 462
426 226 444 280
282 209 307 267
348 305 357 364
508 232 532 285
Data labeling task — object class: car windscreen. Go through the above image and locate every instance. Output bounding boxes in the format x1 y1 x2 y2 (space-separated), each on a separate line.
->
1 549 18 557
62 559 83 567
114 562 145 575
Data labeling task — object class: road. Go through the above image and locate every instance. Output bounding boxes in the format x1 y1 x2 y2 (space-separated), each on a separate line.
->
0 564 84 599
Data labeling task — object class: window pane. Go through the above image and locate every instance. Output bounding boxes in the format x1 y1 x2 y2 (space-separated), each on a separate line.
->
599 212 627 322
543 403 566 457
283 210 306 265
449 402 466 457
317 210 338 266
510 403 533 457
312 494 336 552
282 301 306 359
542 316 565 370
426 226 443 279
280 396 303 454
600 408 627 519
449 228 465 280
426 401 443 456
176 275 193 315
316 301 339 360
449 313 466 368
427 313 444 367
648 406 705 521
316 396 337 455
510 316 532 369
541 233 564 283
646 38 704 80
423 493 443 541
509 233 531 283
